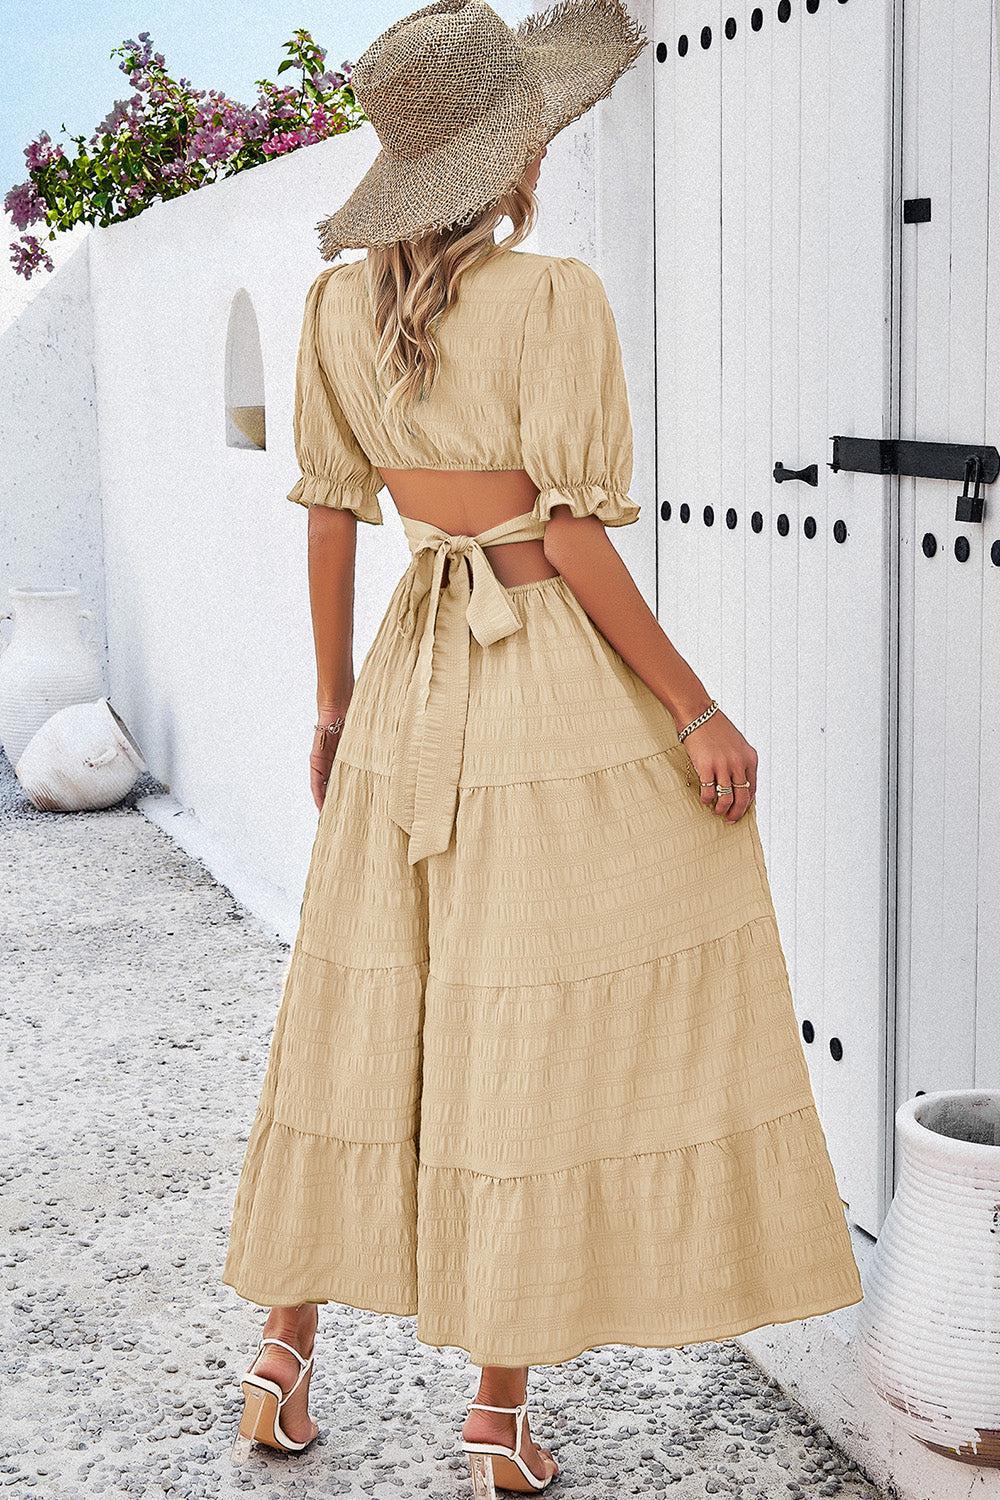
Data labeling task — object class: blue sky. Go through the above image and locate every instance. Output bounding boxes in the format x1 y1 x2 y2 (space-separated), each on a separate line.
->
1 1 524 193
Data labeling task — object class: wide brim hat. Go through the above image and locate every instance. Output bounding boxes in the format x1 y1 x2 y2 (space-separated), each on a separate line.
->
316 0 648 259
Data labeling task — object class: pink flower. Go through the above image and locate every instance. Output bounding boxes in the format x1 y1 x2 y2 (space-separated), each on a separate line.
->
188 123 242 165
91 97 139 142
24 133 63 172
5 30 361 278
9 234 54 279
261 129 304 158
4 179 45 231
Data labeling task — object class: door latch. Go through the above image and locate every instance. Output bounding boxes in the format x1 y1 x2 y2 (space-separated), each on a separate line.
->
773 461 818 486
829 436 998 524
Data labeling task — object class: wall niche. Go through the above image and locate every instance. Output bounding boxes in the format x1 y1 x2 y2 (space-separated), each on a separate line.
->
225 290 266 450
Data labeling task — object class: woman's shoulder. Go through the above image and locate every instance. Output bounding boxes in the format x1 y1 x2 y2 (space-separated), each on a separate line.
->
308 246 602 283
501 252 614 330
307 258 367 298
297 262 358 325
486 247 605 287
470 251 610 325
304 249 608 325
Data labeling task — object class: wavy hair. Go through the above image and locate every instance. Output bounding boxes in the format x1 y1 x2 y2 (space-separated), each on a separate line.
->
363 173 539 417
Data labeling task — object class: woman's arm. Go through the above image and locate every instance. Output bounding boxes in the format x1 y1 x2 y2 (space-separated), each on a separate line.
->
307 505 358 810
542 507 758 824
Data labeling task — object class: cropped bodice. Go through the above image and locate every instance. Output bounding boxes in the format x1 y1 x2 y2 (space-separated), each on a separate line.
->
286 246 641 532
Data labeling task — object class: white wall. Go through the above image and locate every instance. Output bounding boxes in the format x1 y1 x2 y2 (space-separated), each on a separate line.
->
534 107 597 258
597 0 656 602
532 22 657 602
88 133 409 923
0 231 107 669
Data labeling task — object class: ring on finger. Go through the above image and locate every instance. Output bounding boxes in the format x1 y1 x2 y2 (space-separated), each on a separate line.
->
716 784 734 797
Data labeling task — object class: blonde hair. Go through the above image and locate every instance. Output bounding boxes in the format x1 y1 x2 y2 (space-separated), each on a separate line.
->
364 174 538 415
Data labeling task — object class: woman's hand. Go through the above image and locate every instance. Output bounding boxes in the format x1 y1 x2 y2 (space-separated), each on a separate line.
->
311 697 352 811
679 708 758 823
538 517 758 827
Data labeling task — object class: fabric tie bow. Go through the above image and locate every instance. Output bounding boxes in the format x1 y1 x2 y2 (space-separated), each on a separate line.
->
386 510 547 864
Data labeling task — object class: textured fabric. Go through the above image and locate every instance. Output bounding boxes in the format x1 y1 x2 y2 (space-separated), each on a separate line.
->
286 248 641 528
222 555 864 1365
387 510 547 865
225 247 864 1362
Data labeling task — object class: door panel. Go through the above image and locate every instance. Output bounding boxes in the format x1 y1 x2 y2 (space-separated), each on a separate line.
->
896 0 1000 1103
982 0 1000 1080
655 1 724 681
795 0 833 1160
653 0 898 1232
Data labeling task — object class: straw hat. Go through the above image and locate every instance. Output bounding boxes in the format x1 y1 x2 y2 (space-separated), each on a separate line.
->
316 0 648 259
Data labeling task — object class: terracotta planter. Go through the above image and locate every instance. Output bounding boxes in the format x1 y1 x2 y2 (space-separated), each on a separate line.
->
858 1090 1000 1465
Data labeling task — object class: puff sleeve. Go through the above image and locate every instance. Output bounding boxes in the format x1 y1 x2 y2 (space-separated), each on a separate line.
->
518 256 640 527
286 267 384 524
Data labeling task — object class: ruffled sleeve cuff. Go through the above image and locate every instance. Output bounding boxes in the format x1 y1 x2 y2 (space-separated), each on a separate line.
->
287 473 384 525
531 484 640 528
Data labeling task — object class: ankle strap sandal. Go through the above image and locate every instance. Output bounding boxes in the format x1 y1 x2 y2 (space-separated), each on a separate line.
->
236 1336 317 1455
462 1400 558 1495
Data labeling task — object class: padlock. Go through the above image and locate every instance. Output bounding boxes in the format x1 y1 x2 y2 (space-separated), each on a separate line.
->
955 454 985 524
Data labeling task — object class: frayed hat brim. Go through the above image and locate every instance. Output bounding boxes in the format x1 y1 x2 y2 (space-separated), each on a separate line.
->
316 0 648 259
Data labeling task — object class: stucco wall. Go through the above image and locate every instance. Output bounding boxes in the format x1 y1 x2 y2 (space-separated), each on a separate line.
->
87 133 404 917
0 233 107 669
535 31 656 603
530 19 656 597
596 0 655 604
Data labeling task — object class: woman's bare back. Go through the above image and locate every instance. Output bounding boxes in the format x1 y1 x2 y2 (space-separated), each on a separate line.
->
375 466 558 588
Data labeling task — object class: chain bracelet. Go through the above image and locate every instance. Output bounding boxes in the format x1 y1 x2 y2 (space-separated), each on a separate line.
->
314 713 346 736
677 698 719 743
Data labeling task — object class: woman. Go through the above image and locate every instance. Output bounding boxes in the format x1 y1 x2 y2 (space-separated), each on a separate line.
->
223 0 864 1490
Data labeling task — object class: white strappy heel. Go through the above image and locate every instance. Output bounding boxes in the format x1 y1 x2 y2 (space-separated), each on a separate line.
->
462 1400 558 1495
236 1335 317 1454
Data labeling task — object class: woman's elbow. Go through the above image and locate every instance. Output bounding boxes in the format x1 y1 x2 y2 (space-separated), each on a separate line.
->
541 508 605 572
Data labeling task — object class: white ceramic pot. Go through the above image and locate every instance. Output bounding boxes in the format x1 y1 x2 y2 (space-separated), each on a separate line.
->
15 698 146 811
858 1090 1000 1466
0 588 104 767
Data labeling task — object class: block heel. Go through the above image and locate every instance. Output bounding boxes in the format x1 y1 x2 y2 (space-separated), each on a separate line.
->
461 1400 558 1494
234 1335 317 1455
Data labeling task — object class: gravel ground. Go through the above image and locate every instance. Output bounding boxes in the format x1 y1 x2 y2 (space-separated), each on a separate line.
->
2 752 883 1500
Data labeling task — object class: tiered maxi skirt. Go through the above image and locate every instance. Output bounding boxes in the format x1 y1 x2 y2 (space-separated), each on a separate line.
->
223 536 864 1368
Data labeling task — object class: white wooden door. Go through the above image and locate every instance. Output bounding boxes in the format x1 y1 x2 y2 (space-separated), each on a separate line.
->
895 0 1000 1105
652 0 899 1234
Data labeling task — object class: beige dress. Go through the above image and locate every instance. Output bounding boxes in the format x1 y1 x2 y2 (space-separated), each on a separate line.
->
222 246 863 1367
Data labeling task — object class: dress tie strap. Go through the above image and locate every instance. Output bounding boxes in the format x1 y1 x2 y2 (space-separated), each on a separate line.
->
387 509 548 864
